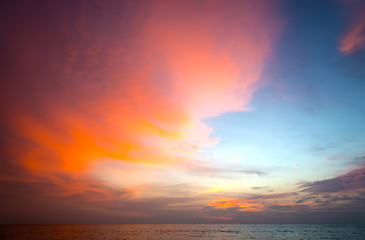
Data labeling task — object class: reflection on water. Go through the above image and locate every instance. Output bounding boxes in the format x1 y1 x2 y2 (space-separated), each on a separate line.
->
1 224 365 239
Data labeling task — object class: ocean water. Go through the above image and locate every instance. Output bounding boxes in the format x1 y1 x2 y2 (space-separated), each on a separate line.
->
1 224 364 240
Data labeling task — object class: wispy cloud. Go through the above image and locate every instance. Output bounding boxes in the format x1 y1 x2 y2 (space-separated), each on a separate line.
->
339 3 365 54
176 160 268 178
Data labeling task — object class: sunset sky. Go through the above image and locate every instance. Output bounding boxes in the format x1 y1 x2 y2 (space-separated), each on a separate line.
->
1 0 365 224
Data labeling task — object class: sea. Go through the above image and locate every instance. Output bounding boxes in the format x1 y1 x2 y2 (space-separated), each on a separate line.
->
1 224 365 239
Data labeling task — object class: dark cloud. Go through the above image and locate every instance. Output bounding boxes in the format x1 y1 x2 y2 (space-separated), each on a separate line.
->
0 176 207 224
295 196 316 204
349 155 365 166
299 167 365 193
202 205 365 224
268 204 309 210
248 192 299 200
205 167 365 223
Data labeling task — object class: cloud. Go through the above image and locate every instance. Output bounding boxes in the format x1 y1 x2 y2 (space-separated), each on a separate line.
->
205 166 365 221
268 204 309 210
349 155 365 166
295 196 316 204
299 167 365 194
1 0 281 171
208 192 299 212
339 4 365 54
202 204 365 224
308 142 338 155
176 160 268 178
251 186 272 191
339 20 365 54
0 0 282 223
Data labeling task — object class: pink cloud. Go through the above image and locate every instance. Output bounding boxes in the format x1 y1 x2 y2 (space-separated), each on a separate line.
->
2 0 281 170
0 0 282 216
339 6 365 54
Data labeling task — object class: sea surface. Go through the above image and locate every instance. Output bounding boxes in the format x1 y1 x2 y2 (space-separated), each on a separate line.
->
1 224 365 240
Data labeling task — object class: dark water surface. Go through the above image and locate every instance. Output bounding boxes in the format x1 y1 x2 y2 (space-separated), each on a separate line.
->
1 224 365 239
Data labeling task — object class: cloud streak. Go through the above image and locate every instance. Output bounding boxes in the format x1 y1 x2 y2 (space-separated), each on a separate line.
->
339 3 365 54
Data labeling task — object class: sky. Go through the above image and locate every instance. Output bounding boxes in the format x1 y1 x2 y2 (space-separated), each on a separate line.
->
1 0 365 224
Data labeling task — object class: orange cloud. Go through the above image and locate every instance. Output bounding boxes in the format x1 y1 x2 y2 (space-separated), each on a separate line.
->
209 198 265 211
1 0 281 204
208 193 302 212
